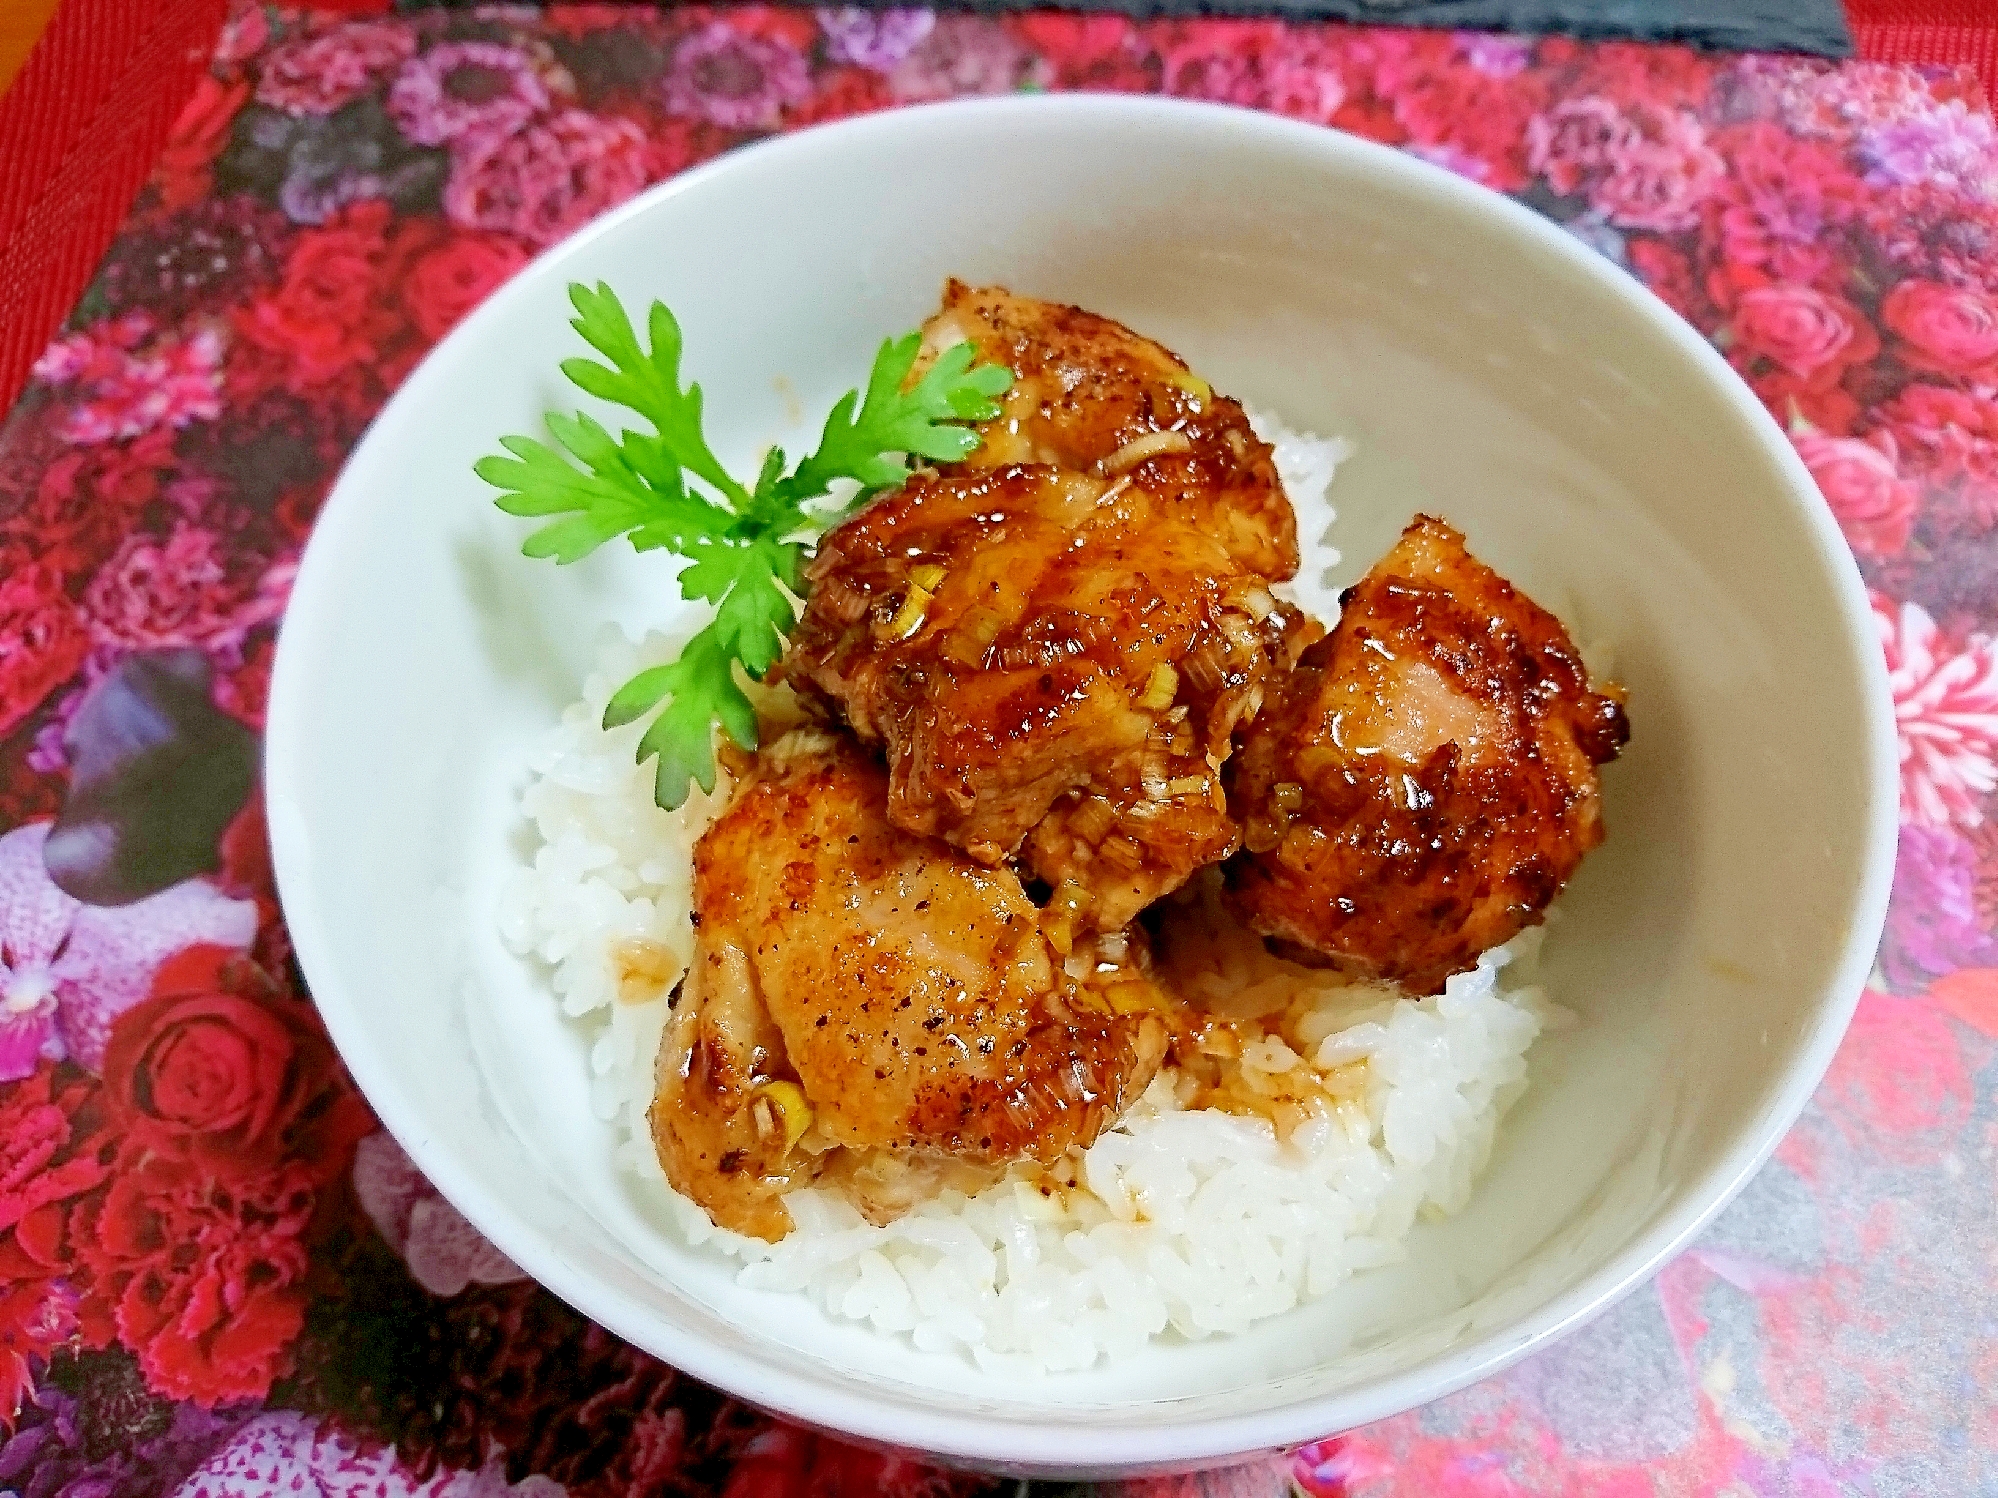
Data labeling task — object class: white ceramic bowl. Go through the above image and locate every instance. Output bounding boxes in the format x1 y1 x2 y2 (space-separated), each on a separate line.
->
266 95 1897 1479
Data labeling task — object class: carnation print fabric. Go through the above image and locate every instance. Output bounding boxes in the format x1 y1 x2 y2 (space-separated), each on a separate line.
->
2 8 1997 1496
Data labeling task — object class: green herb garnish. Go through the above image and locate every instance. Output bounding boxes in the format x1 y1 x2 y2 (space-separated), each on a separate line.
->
477 282 1012 809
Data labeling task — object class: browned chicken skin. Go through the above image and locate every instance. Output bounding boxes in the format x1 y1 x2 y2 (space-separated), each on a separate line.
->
792 284 1301 932
918 281 1299 579
1226 516 1629 995
651 735 1168 1240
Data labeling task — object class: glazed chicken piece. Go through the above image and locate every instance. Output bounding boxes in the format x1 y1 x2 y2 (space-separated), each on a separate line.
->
916 281 1297 579
1226 516 1629 996
651 734 1169 1241
792 464 1301 934
792 285 1303 931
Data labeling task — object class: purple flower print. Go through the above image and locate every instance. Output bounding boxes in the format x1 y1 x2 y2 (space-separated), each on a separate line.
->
389 42 550 147
1881 823 1993 990
172 1411 566 1498
0 821 257 1079
0 1368 250 1498
816 7 934 71
661 21 809 130
1860 100 1998 195
352 1130 526 1296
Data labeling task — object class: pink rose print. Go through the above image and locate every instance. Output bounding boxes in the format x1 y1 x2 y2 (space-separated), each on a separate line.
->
1734 286 1871 381
1878 594 1998 828
1793 431 1918 557
1881 279 1998 383
0 821 257 1078
174 1410 565 1498
351 1130 525 1296
32 313 223 446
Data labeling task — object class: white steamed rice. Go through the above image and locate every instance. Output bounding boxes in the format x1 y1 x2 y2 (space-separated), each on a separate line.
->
497 412 1567 1372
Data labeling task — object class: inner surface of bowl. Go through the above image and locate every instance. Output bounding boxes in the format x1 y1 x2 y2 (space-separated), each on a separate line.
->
266 96 1894 1474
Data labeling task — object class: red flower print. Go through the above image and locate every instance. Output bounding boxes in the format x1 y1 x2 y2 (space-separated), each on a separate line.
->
1566 40 1720 112
216 793 286 980
6 427 174 577
1010 14 1153 92
784 64 894 129
153 75 252 210
1878 592 1998 827
214 631 278 735
100 945 370 1185
726 5 821 50
719 1424 989 1498
1373 32 1548 192
0 1065 109 1421
0 557 88 742
236 201 409 392
1704 121 1864 301
1927 966 1998 1038
1793 431 1918 557
1878 383 1998 534
1881 279 1998 383
62 955 363 1408
1626 237 1711 324
1756 373 1862 438
0 1277 76 1426
1154 18 1281 95
0 1065 113 1236
72 1151 317 1405
0 1286 76 1422
1731 285 1879 387
401 232 533 344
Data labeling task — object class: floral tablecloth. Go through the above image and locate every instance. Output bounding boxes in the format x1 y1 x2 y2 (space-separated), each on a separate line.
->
1 7 1995 1495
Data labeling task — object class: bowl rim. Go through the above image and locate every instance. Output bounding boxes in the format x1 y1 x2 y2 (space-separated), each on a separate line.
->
266 91 1899 1472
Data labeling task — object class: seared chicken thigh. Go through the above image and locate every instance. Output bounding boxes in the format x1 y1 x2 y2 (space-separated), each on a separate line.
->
651 735 1168 1240
1226 517 1628 995
792 284 1302 931
917 281 1298 579
793 464 1302 933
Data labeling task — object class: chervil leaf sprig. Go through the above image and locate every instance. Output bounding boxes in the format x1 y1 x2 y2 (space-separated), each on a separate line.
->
477 282 1011 809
